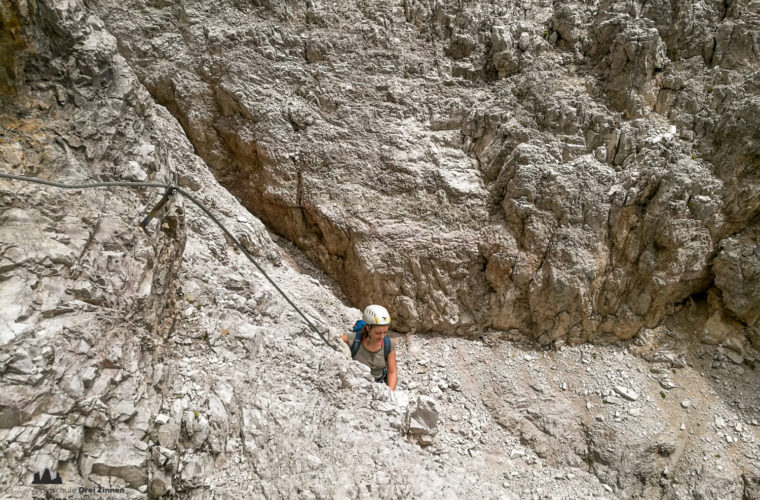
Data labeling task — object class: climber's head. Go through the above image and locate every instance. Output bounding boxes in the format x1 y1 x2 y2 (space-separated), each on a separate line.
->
363 304 390 326
362 304 390 340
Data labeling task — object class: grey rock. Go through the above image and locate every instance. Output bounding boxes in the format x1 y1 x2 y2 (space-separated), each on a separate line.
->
7 351 36 376
613 386 639 401
90 433 148 488
158 421 180 449
207 394 228 455
179 454 209 487
744 473 760 500
406 396 439 438
57 425 84 451
80 366 98 388
518 32 531 51
702 311 746 346
726 351 744 365
603 395 622 405
0 405 21 429
151 446 177 473
148 472 172 498
111 400 136 422
79 398 110 429
659 379 675 390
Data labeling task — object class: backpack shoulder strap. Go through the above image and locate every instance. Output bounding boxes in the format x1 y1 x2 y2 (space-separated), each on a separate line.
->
350 331 363 358
379 339 390 383
383 335 391 360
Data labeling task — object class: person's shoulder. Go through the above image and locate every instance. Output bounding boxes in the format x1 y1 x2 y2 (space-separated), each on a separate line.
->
387 336 396 352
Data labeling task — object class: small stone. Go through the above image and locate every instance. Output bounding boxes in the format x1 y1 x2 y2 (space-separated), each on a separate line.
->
149 475 171 497
112 401 136 422
155 414 170 426
659 379 675 390
736 423 743 432
726 351 744 364
603 395 622 405
158 421 180 448
418 434 435 446
510 449 525 459
518 32 530 51
76 340 92 354
680 423 686 431
681 400 692 408
614 386 639 401
715 416 725 428
8 353 36 375
59 425 85 451
81 366 98 387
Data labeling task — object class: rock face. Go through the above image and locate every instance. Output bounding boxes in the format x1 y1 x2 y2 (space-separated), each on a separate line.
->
1 0 759 499
714 225 760 332
75 0 760 345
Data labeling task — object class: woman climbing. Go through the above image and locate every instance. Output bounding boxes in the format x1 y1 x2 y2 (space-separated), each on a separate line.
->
341 305 398 390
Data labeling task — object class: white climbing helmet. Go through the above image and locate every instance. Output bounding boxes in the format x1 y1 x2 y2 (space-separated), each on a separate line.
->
363 304 391 326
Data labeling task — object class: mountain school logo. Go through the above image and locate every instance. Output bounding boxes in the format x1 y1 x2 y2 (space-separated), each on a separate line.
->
32 468 62 484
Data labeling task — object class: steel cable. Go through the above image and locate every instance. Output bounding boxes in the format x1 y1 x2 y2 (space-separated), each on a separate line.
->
0 171 338 350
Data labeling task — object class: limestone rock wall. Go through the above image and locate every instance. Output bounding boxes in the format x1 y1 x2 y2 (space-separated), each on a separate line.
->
76 0 760 346
0 2 618 497
2 1 760 498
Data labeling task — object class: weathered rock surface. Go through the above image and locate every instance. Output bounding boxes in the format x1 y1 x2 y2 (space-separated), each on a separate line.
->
79 0 760 345
713 225 760 332
1 0 759 499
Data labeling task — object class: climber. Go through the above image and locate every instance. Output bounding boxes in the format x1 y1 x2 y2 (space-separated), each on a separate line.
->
341 304 398 390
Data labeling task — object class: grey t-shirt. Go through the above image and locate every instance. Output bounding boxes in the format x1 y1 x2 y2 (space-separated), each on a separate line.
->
347 331 395 380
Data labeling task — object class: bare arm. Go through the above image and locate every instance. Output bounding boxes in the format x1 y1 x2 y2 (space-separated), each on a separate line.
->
386 350 397 391
341 334 350 347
